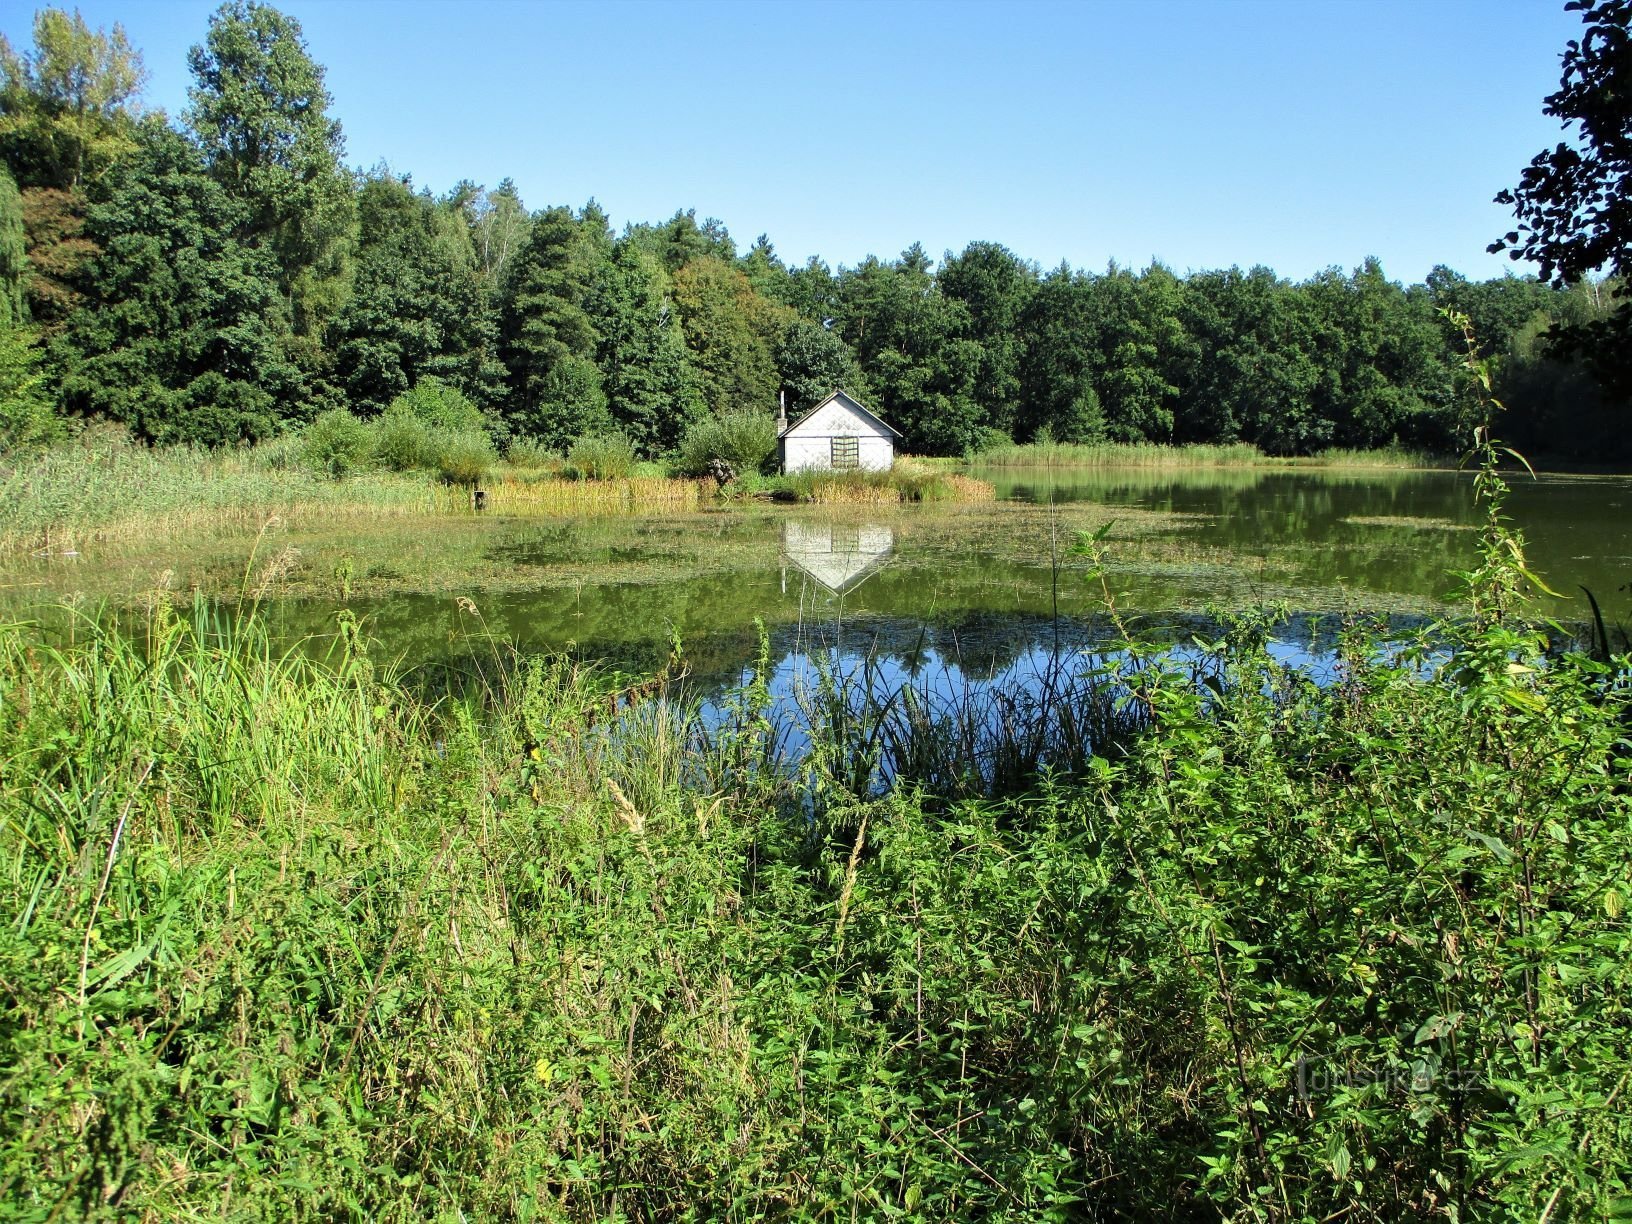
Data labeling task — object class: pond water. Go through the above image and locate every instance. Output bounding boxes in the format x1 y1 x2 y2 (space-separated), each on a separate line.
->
7 465 1631 699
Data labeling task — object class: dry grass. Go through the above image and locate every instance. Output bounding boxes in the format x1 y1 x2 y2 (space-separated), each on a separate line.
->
483 476 705 515
939 473 996 502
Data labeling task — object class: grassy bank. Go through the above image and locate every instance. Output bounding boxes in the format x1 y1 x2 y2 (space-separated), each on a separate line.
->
3 514 1629 1219
972 439 1444 469
0 431 1002 555
766 464 996 505
0 428 449 554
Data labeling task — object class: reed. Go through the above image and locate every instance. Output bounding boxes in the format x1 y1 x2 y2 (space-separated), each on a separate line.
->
974 439 1270 467
482 474 705 514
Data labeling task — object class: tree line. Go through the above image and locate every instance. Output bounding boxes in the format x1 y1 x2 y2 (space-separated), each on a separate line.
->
1 2 1626 462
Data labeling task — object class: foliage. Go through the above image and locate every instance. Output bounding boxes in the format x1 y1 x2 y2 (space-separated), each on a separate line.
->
385 375 485 433
674 409 778 476
567 429 635 480
432 427 497 486
0 7 144 190
300 406 372 476
0 320 57 450
1493 0 1632 285
671 254 791 417
1494 0 1632 400
369 406 429 472
185 0 351 298
0 167 26 326
502 436 558 470
589 237 698 456
52 120 287 445
332 175 502 415
500 204 608 446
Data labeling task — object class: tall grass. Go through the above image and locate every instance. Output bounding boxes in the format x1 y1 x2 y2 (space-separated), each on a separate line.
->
974 439 1445 469
975 439 1270 467
2 544 1630 1219
775 465 995 504
0 426 442 553
482 474 705 514
1304 443 1443 468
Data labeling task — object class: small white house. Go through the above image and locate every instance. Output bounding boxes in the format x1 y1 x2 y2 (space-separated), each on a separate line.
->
777 391 900 473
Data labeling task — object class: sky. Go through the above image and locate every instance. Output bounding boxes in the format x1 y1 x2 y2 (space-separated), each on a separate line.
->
0 0 1589 284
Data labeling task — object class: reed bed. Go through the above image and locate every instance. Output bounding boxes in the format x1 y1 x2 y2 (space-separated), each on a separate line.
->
0 430 442 554
1303 444 1443 468
779 466 996 504
974 439 1446 469
975 439 1270 467
483 474 705 515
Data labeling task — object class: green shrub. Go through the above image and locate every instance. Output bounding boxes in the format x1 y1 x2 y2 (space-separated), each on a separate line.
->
372 410 432 472
302 408 374 477
387 377 486 433
676 412 779 477
433 428 498 485
967 425 1014 456
568 431 635 481
505 437 558 470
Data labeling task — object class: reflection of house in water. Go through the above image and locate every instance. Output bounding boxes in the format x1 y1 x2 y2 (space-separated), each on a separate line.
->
782 520 894 596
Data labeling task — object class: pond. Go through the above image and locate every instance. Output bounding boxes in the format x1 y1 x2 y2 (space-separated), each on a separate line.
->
6 465 1631 698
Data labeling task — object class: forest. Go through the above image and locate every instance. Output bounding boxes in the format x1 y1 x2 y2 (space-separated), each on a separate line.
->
2 2 1627 468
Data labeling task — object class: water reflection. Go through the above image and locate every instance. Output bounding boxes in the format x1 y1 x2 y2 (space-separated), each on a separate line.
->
781 520 894 595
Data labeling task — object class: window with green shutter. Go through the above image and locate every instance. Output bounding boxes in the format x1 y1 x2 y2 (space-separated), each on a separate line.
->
831 436 859 469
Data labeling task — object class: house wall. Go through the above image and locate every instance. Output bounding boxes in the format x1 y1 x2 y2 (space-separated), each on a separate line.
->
780 398 895 473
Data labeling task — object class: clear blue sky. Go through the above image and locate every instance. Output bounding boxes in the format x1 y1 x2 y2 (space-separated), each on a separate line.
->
2 0 1587 283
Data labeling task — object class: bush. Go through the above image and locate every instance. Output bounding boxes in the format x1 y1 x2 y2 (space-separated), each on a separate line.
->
387 377 486 433
568 431 635 481
434 429 498 486
676 412 779 477
372 410 432 472
302 409 374 477
968 425 1014 455
505 437 558 470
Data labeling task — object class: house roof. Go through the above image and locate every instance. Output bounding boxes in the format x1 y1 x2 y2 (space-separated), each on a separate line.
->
778 390 903 440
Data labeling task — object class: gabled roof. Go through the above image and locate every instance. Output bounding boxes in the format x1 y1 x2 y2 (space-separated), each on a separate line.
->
778 390 903 440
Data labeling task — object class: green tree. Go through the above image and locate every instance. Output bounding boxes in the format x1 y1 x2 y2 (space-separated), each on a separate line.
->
500 203 610 445
0 8 145 190
776 317 867 413
1174 265 1323 452
185 2 354 320
0 321 56 449
1493 0 1632 285
626 208 736 276
53 119 288 444
1016 264 1106 443
589 238 698 455
0 167 26 326
331 172 502 417
1304 259 1452 449
1493 0 1632 400
835 247 982 453
463 177 530 292
937 240 1035 435
670 255 790 417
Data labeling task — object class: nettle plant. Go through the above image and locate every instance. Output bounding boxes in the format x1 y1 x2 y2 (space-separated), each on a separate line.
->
1057 310 1632 1220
